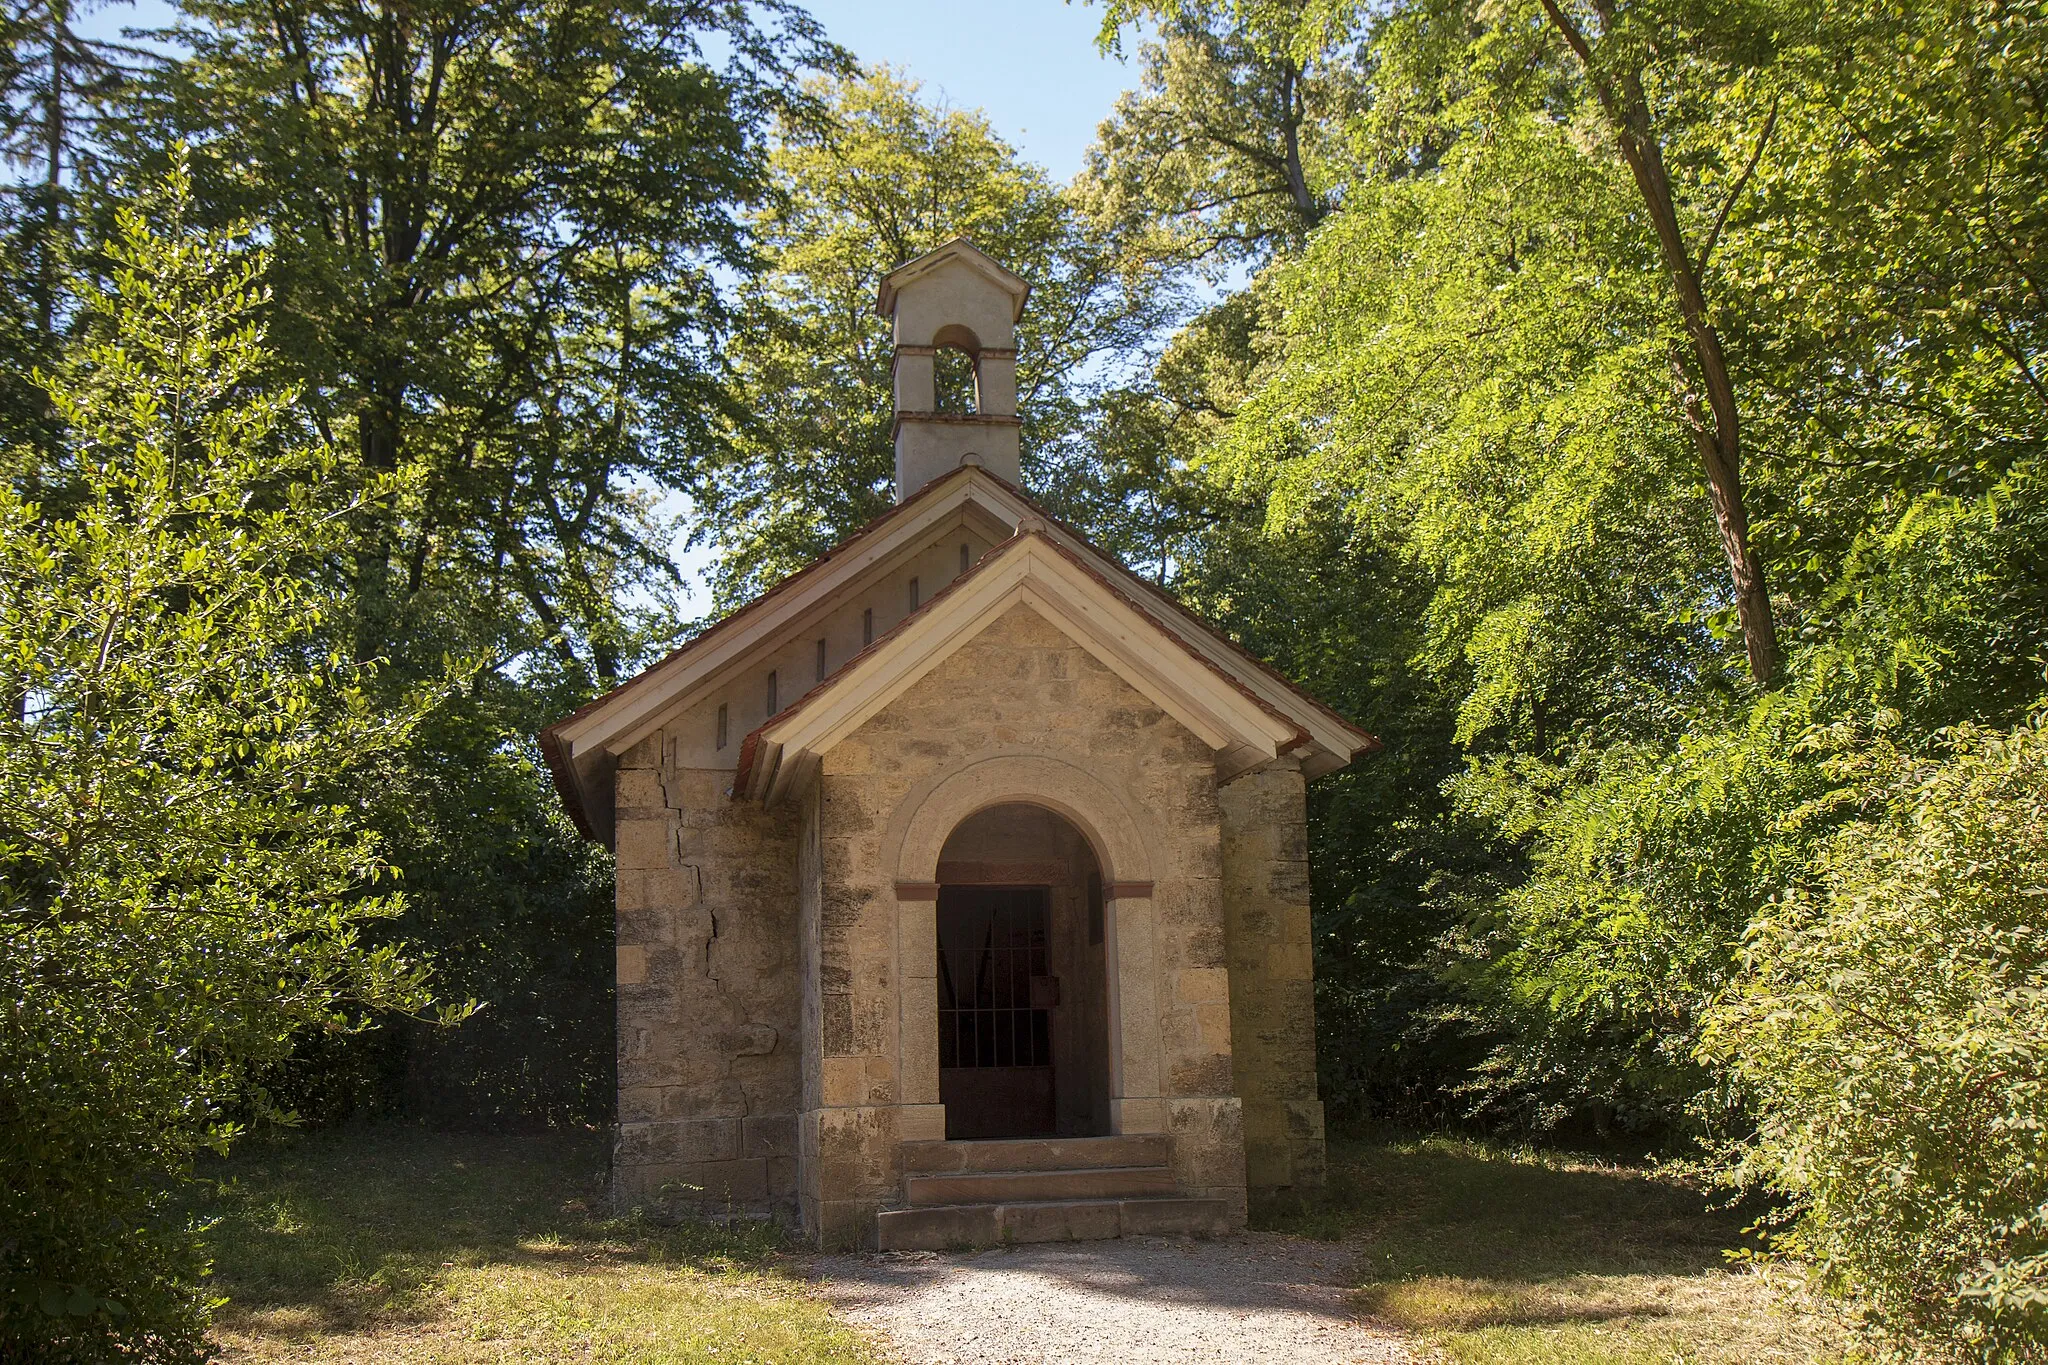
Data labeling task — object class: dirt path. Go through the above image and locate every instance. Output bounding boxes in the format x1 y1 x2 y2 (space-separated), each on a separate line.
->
813 1233 1411 1365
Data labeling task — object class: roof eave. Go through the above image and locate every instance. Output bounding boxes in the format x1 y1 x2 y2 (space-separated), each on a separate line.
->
540 464 992 761
538 726 603 845
875 238 1032 321
538 461 1383 842
733 532 1318 804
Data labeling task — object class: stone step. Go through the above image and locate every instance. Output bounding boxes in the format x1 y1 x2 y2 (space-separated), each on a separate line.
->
899 1134 1171 1174
875 1197 1234 1251
905 1164 1178 1206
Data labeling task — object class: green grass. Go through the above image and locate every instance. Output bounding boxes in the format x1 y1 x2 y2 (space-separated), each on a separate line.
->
1256 1131 1857 1365
185 1125 882 1364
190 1121 1860 1364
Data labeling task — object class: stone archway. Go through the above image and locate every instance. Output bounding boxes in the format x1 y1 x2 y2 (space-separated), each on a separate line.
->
885 752 1166 1142
885 751 1153 888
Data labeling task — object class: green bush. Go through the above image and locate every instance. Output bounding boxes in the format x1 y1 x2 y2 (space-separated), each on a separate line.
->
0 175 453 1361
1703 715 2048 1359
1439 697 1835 1140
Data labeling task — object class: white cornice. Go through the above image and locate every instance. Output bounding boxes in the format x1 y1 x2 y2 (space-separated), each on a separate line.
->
737 534 1305 805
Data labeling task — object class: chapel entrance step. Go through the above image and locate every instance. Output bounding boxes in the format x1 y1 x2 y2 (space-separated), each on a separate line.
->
905 1164 1177 1206
874 1196 1233 1251
898 1134 1170 1174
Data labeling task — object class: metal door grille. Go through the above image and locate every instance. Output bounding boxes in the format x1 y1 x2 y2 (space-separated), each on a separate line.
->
937 887 1051 1069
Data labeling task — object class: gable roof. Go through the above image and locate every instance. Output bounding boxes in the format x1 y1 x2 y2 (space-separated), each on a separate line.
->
876 238 1031 321
540 464 1377 843
732 528 1310 804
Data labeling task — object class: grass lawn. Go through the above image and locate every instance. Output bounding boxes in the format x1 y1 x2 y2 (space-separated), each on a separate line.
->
187 1125 882 1364
191 1122 1856 1365
1257 1131 1855 1365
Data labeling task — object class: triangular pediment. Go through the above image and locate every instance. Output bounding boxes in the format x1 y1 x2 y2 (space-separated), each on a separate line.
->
732 530 1307 805
540 465 1375 843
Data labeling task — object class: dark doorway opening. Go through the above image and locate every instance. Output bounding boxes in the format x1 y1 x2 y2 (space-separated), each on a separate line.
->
937 885 1055 1139
934 803 1112 1140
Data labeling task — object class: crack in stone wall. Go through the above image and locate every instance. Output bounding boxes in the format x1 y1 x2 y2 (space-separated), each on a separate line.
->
612 733 802 1219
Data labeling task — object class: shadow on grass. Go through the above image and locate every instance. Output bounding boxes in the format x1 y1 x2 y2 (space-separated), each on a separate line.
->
1252 1129 1761 1330
186 1124 790 1340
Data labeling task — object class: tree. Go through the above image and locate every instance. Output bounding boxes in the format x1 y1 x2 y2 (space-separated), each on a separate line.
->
1529 0 1782 685
693 66 1172 605
120 0 838 683
1177 106 1760 1127
91 0 844 1124
0 0 145 459
1081 1 1365 273
1703 715 2048 1358
1079 0 2048 1140
1228 108 1738 750
1 0 138 332
1714 0 2048 724
0 170 454 1360
1111 0 1789 686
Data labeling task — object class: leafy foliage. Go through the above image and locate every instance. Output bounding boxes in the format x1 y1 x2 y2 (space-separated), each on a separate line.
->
1226 109 1733 750
689 66 1171 606
1443 703 1833 1135
0 174 456 1360
1703 715 2048 1359
1081 0 1364 272
85 0 846 1126
1111 0 2048 1153
121 0 838 683
361 686 617 1126
1131 2 2048 1343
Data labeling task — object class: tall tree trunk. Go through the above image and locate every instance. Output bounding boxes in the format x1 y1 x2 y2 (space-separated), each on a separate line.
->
1277 61 1315 224
353 387 402 664
1537 0 1780 686
38 0 67 339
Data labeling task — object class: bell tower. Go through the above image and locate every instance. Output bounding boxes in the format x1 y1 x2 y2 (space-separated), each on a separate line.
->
875 238 1030 501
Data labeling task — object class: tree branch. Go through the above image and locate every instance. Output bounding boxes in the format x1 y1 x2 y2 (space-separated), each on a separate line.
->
1698 93 1777 277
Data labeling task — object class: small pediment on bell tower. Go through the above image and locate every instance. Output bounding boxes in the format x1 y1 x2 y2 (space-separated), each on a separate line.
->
876 239 1030 501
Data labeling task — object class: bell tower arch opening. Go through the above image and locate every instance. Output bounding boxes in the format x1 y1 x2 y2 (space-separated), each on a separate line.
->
876 238 1028 500
933 802 1112 1140
931 323 981 415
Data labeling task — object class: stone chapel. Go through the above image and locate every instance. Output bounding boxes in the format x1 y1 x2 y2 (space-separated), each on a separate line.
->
541 239 1378 1250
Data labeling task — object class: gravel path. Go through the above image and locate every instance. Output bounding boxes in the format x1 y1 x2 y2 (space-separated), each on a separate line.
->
812 1233 1412 1365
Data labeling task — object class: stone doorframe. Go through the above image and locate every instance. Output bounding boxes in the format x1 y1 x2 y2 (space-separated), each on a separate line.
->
882 751 1166 1143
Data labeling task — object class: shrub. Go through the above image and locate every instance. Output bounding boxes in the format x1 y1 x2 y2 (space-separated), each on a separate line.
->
1440 696 1833 1139
0 173 454 1361
1702 714 2048 1359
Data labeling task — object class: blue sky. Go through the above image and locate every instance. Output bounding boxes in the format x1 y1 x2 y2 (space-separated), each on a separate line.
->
802 0 1139 181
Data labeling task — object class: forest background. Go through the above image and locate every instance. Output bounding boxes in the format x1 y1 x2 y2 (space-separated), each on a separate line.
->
3 0 2046 1359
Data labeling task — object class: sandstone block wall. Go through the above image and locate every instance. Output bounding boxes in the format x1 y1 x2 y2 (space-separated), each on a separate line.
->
795 773 903 1247
613 732 803 1219
803 604 1249 1244
1218 756 1327 1196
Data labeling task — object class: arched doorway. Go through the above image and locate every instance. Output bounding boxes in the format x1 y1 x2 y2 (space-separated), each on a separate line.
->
933 803 1112 1140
